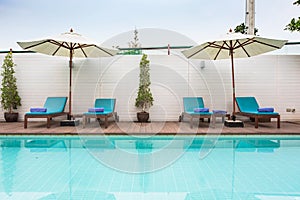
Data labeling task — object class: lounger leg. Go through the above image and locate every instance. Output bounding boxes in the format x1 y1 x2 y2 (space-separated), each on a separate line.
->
114 112 119 122
105 117 108 128
227 115 231 120
179 113 184 122
24 116 28 129
277 116 280 128
83 116 86 128
211 115 216 128
255 117 259 128
47 117 50 128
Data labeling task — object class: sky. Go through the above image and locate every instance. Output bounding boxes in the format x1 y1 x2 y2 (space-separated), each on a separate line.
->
0 0 299 50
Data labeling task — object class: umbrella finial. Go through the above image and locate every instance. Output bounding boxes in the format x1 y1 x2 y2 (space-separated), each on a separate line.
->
9 48 12 53
229 28 232 33
70 28 73 33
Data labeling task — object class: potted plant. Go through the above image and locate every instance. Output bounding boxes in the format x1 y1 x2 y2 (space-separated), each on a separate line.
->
1 50 22 122
135 54 154 122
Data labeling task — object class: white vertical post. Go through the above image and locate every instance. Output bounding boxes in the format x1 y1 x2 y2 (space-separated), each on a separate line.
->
245 0 255 35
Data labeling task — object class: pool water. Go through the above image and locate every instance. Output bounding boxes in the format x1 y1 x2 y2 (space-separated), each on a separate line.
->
0 135 300 200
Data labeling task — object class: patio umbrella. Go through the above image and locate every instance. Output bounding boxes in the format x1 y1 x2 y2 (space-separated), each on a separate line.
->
17 29 119 119
181 30 287 117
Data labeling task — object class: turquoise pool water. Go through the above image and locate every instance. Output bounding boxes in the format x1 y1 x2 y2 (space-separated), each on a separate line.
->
0 135 300 200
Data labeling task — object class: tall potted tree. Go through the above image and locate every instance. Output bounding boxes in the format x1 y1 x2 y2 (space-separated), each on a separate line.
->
1 50 21 122
135 54 154 122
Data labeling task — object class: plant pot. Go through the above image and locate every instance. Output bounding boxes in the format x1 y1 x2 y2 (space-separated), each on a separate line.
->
137 112 149 122
4 112 19 122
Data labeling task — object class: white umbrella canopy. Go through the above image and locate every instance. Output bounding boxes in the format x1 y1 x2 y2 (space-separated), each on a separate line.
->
17 29 119 58
182 31 287 60
17 29 119 119
182 30 287 117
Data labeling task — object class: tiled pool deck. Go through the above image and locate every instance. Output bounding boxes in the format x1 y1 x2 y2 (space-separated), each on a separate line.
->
0 120 300 135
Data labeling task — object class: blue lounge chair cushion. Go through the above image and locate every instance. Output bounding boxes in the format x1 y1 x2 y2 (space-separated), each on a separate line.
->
236 97 278 115
84 98 115 115
183 97 212 115
26 97 68 115
257 107 274 112
184 97 205 112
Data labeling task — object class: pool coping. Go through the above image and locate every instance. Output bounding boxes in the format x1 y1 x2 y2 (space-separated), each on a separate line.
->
0 121 300 135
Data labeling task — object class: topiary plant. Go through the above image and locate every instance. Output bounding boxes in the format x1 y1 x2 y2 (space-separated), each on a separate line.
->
1 50 21 114
135 54 153 112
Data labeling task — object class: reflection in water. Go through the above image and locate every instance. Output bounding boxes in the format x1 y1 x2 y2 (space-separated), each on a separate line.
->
82 139 115 149
236 139 280 152
25 139 67 151
135 140 153 192
1 140 21 196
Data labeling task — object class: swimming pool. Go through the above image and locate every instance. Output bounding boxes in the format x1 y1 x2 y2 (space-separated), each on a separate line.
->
0 135 300 200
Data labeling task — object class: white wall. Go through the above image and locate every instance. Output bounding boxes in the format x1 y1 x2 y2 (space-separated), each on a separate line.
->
0 52 299 121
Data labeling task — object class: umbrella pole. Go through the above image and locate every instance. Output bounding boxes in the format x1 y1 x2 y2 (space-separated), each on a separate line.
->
230 48 236 118
68 51 73 120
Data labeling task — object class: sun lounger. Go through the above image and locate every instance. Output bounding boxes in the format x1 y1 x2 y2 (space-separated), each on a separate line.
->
235 96 280 128
179 97 213 128
83 98 119 128
24 97 68 128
